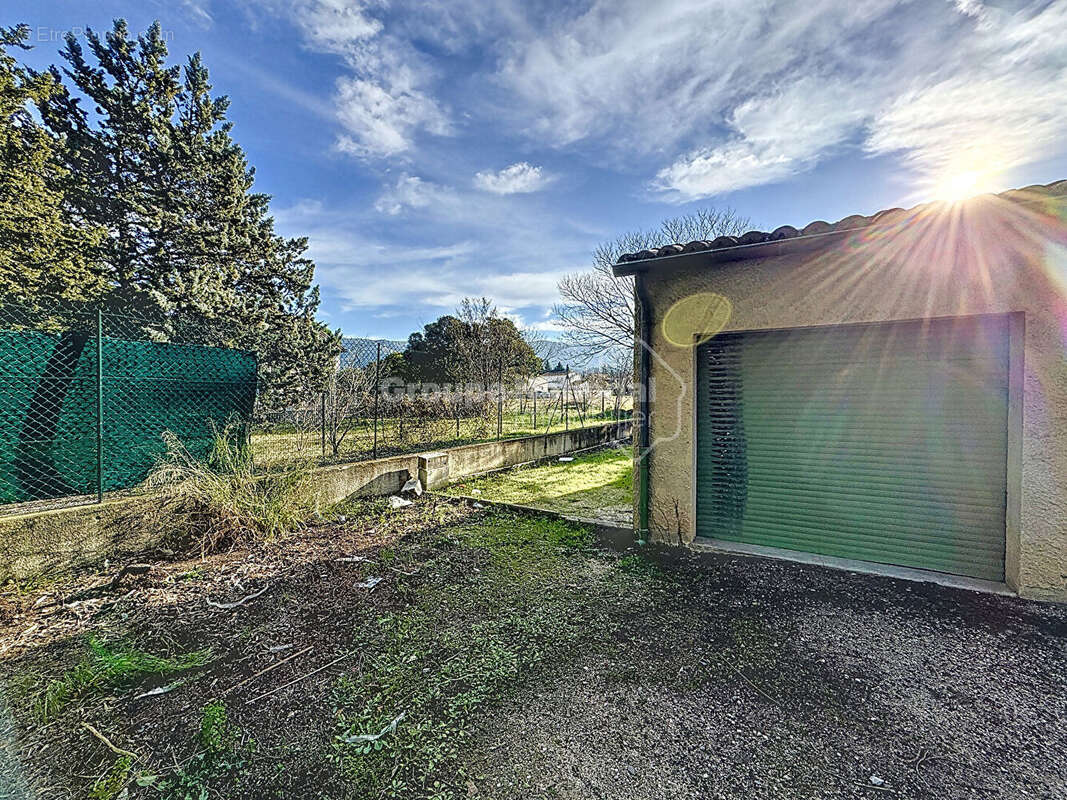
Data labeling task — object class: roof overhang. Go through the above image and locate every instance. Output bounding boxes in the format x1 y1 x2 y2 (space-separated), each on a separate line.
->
611 227 858 277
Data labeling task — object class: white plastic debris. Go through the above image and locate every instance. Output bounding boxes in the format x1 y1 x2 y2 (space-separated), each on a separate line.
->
472 502 485 509
355 576 383 590
869 776 885 787
558 456 574 462
134 681 183 701
341 712 406 743
401 477 423 496
387 495 412 509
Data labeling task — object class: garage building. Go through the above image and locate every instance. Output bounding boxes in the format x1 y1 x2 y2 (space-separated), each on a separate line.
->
614 181 1067 601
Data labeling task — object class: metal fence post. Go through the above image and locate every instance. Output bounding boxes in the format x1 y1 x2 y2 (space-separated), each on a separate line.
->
533 391 537 430
96 307 104 503
496 360 503 439
564 367 570 431
320 392 326 459
373 341 381 459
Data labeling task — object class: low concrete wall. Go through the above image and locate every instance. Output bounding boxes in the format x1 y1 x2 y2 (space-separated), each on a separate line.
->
0 422 631 583
0 497 158 585
432 421 633 488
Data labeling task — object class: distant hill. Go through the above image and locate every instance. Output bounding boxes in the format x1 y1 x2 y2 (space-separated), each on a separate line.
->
339 337 406 368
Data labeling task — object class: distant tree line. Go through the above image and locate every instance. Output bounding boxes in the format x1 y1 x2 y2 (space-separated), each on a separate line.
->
382 298 541 390
0 22 338 409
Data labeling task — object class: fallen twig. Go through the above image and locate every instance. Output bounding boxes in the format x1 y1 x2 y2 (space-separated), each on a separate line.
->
855 784 895 793
222 645 313 696
245 652 352 705
206 585 268 610
725 660 781 707
81 722 139 761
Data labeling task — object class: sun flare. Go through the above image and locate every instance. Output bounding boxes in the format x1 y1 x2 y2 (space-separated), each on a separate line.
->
933 169 993 204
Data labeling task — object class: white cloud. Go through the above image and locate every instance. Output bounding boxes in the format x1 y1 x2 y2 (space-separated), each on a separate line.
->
325 264 567 312
179 0 214 26
286 0 451 159
864 2 1067 190
654 78 868 200
496 0 1067 199
473 162 553 194
272 198 585 320
294 0 382 50
374 174 453 215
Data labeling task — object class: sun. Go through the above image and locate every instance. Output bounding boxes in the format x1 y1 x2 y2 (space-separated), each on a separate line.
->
932 169 992 204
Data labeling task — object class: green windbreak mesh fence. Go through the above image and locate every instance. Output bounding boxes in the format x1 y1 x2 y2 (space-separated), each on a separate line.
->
0 302 257 507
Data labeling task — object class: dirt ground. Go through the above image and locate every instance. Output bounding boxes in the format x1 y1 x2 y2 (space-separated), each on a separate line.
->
471 553 1067 799
0 498 1064 799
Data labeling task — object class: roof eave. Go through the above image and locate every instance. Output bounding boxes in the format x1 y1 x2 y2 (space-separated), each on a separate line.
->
611 227 859 277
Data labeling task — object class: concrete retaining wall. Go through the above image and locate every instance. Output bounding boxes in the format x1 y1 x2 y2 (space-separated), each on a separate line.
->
0 422 631 583
430 421 633 488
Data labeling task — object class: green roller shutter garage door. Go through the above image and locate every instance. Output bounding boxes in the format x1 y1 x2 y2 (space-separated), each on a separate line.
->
696 316 1009 581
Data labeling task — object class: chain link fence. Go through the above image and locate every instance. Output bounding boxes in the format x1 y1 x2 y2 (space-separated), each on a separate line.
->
251 338 633 472
0 300 632 512
0 299 258 512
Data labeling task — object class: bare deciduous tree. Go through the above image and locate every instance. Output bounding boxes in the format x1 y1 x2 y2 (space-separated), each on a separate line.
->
325 366 375 457
555 207 750 363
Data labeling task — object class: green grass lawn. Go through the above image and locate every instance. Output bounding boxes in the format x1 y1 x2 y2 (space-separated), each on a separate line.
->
441 447 633 523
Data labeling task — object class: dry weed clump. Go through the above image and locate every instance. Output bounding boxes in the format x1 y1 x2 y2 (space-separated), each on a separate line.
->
147 425 315 554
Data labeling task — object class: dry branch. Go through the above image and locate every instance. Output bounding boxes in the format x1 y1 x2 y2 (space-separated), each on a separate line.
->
206 584 268 610
222 645 313 696
245 652 352 705
81 722 140 761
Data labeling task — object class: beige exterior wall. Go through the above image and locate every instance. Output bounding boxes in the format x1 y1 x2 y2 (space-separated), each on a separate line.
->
639 202 1067 601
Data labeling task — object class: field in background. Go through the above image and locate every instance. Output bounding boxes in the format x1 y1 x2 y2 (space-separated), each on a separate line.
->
252 400 633 471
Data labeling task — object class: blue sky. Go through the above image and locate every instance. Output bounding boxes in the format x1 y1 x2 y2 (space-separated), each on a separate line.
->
9 0 1067 340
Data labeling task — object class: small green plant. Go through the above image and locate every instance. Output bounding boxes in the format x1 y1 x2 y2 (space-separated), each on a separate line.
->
89 755 132 800
149 423 315 553
617 552 663 579
146 701 254 799
37 638 211 722
199 700 237 753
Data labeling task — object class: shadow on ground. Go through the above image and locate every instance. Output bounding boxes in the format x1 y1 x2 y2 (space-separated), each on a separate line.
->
0 500 1063 799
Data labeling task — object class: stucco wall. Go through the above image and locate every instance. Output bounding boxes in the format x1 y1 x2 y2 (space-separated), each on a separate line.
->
639 201 1067 601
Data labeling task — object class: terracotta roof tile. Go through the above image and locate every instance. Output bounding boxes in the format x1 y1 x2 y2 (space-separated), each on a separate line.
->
615 179 1067 266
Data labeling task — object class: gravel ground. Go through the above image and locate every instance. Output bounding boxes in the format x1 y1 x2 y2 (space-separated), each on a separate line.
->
470 548 1067 800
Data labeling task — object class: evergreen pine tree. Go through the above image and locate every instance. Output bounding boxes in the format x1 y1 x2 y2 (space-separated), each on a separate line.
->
35 20 338 407
0 25 104 302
